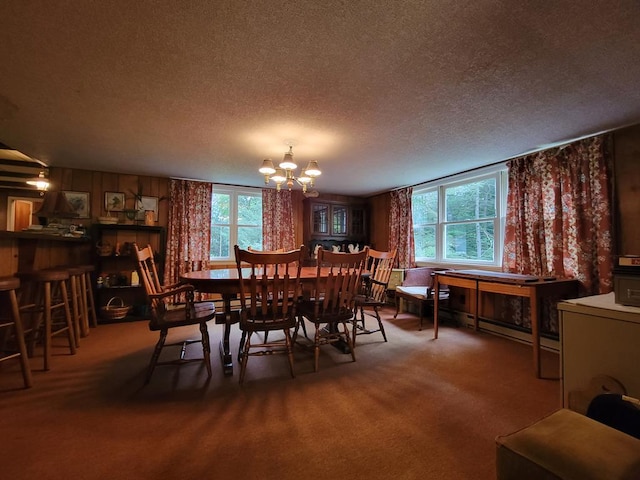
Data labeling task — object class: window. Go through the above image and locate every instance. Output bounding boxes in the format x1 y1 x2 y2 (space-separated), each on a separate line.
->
210 186 262 261
413 165 507 266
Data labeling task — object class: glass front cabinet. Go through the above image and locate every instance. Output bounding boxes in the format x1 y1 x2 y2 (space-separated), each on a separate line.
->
303 197 369 263
331 205 348 236
312 203 329 235
307 201 366 238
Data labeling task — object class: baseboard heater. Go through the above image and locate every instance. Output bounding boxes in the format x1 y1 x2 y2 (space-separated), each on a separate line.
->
452 311 560 353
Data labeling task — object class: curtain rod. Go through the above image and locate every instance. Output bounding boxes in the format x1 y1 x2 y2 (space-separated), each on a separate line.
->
396 125 623 193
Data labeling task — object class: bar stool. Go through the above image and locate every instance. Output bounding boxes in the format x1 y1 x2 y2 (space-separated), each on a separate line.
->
17 268 77 371
0 276 33 388
78 264 98 329
66 266 86 346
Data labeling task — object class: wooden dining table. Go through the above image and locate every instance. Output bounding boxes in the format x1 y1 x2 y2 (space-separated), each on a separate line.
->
181 266 365 376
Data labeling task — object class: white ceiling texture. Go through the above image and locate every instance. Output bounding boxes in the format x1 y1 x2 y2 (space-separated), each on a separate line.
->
1 1 640 197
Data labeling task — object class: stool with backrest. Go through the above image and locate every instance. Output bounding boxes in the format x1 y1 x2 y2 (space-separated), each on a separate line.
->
234 245 305 384
0 276 33 388
133 243 216 384
16 268 77 371
298 247 368 372
353 248 397 345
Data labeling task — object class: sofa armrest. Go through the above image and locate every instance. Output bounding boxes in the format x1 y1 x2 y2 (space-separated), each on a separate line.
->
496 408 640 480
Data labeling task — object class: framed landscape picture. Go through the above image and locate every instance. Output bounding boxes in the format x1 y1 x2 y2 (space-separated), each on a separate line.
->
136 195 158 221
63 191 90 218
104 192 125 212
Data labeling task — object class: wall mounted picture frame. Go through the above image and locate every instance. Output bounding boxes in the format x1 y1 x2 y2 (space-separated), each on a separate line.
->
63 191 90 218
104 191 125 212
136 195 158 221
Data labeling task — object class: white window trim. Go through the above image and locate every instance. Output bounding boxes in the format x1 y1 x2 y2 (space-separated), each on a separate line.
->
413 163 507 270
210 185 262 264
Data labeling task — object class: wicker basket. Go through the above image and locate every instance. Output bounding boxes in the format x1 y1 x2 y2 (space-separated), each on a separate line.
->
101 297 131 320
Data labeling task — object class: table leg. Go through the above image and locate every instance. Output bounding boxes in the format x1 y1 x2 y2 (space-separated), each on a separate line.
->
219 295 234 376
530 289 540 378
220 321 233 376
472 287 479 331
322 325 351 353
433 278 440 339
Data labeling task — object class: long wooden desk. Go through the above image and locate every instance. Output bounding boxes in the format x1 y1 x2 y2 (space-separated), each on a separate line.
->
181 267 357 376
433 270 580 378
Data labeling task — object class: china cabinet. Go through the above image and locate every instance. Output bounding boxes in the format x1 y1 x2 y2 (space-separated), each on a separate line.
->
303 197 369 264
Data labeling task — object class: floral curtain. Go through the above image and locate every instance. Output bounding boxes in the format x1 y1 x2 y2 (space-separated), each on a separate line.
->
501 134 614 332
164 179 212 286
262 189 296 251
389 187 415 268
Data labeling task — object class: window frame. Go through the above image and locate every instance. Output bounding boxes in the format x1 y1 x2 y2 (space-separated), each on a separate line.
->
210 185 262 263
412 164 507 268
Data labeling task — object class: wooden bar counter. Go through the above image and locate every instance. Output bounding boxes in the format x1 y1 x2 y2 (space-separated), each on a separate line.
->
0 230 91 276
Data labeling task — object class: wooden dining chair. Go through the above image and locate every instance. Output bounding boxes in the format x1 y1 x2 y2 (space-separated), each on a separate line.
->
353 248 397 345
133 243 216 384
247 246 307 340
298 247 368 372
247 246 285 253
234 245 305 384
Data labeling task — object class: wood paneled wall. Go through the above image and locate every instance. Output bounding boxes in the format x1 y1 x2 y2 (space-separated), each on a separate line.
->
45 167 170 228
612 124 640 255
0 168 169 275
367 193 391 252
1 123 638 274
291 190 305 249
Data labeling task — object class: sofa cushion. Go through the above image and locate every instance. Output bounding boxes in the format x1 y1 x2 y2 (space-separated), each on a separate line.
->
396 286 430 300
496 408 640 480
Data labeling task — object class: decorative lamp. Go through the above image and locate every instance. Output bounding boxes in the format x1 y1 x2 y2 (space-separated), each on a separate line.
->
258 145 321 192
26 171 50 191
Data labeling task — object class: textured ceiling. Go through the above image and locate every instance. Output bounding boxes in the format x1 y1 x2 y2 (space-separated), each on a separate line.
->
1 1 640 197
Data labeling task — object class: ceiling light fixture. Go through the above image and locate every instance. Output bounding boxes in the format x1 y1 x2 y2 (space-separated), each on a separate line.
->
26 171 50 191
259 145 321 192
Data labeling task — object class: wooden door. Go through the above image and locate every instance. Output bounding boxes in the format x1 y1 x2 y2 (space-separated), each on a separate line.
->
14 200 33 231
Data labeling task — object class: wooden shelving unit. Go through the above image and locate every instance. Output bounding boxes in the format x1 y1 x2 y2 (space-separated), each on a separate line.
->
92 224 165 322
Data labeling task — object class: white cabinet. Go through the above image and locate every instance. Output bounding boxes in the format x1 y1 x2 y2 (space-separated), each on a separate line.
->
558 293 640 408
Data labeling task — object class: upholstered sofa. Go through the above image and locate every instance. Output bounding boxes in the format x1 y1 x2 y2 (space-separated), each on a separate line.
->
495 407 640 480
393 267 449 330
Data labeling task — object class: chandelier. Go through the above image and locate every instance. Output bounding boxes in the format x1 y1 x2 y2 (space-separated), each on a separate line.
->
258 146 321 192
26 171 50 190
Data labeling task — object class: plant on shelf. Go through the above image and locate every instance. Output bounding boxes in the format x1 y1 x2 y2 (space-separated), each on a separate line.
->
123 209 138 224
127 183 167 224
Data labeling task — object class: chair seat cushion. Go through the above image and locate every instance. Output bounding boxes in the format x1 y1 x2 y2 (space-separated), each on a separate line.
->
354 294 385 308
298 300 354 323
149 301 216 330
240 315 297 331
396 286 430 300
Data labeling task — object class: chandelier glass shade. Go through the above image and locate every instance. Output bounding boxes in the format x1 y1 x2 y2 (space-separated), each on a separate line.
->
259 146 321 192
26 171 50 190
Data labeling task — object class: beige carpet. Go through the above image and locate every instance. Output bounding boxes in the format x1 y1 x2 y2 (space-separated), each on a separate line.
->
0 307 561 479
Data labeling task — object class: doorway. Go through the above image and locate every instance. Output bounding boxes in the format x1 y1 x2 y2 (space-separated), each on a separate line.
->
7 196 43 231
